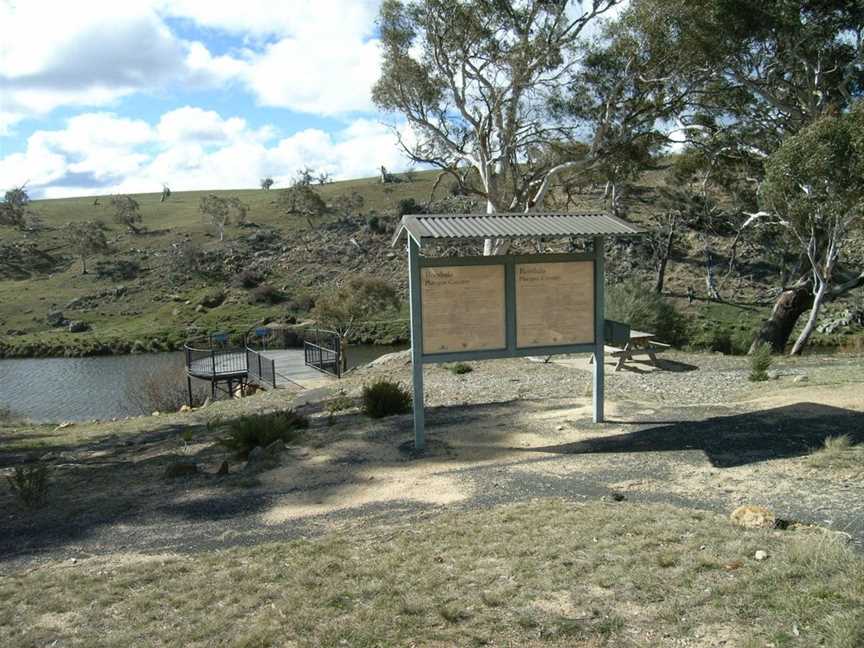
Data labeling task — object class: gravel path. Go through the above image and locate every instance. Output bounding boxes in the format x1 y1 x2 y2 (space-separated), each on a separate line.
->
1 351 862 571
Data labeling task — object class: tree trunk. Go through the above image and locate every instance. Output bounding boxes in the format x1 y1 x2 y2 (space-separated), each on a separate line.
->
655 256 668 294
749 284 814 353
790 280 828 356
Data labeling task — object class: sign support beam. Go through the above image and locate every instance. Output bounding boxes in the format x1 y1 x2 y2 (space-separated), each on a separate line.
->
408 236 426 449
592 236 605 423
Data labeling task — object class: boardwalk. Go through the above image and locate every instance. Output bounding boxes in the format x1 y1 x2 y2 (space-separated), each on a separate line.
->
261 349 336 389
187 348 335 390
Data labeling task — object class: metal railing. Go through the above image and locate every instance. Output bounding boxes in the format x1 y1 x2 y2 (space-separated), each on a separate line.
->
246 347 277 387
184 342 247 378
304 335 341 378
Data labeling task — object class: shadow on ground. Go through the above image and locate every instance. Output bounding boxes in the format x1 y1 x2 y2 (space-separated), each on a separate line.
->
529 402 864 467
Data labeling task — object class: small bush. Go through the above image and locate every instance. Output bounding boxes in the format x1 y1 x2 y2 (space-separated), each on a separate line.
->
749 343 773 381
447 363 473 375
689 324 751 355
397 198 423 217
362 380 412 418
366 215 384 233
7 463 49 509
94 259 140 281
124 364 202 415
249 283 284 304
197 288 225 308
606 280 689 347
231 270 262 289
219 410 308 459
0 405 12 422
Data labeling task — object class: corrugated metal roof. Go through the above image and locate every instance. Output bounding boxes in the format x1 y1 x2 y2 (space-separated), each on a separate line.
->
391 212 641 246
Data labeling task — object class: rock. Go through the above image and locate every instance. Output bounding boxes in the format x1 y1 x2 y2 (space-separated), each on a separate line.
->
113 285 127 298
178 404 191 413
730 505 776 529
555 425 565 432
611 493 626 502
152 411 160 417
754 550 768 561
164 461 198 478
217 460 229 475
195 304 205 313
264 440 284 457
793 375 809 384
67 320 90 333
46 310 67 327
766 370 780 380
247 446 264 463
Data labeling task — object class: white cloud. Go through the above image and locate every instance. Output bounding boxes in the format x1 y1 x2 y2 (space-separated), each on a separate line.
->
159 1 379 40
0 1 195 130
0 1 386 132
244 37 381 114
0 108 410 198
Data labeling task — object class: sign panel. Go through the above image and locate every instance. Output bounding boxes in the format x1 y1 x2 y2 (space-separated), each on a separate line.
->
515 261 594 348
421 265 506 353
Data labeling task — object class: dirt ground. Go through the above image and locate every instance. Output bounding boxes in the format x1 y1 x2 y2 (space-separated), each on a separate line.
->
1 351 863 571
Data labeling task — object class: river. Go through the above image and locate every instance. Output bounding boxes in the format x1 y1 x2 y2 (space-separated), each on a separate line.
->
0 345 406 423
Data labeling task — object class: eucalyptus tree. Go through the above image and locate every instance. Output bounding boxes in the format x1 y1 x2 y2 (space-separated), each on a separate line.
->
747 105 864 354
199 194 249 242
110 195 143 234
68 221 109 275
619 0 864 347
373 0 621 254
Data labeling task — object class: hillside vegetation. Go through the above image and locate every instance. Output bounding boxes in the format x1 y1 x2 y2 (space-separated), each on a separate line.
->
0 168 861 358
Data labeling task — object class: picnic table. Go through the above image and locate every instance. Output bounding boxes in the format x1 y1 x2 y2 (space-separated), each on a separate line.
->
591 329 670 371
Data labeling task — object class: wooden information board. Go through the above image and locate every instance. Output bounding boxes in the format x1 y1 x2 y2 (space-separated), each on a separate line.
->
420 265 506 353
515 261 594 348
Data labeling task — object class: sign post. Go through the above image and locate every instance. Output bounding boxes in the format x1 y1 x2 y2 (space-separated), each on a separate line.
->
408 237 426 449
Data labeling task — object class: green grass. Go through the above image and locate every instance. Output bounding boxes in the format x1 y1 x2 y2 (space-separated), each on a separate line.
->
0 173 442 357
1 500 862 647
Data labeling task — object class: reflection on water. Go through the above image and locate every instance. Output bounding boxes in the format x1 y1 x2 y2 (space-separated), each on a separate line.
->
0 345 406 423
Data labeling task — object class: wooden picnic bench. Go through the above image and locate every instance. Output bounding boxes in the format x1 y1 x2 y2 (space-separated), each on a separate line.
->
592 329 670 371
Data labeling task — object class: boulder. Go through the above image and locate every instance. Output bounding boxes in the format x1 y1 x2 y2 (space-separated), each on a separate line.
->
68 321 90 333
46 310 67 327
793 375 809 384
730 505 776 529
754 550 769 561
164 461 198 478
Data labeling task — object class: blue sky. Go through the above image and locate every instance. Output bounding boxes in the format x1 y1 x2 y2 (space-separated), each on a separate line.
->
0 0 413 198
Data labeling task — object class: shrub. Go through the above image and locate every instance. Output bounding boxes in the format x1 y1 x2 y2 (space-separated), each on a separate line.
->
197 288 225 308
7 463 49 509
249 283 284 304
362 380 412 418
749 343 773 381
397 198 423 217
231 270 262 289
124 364 202 415
367 214 384 233
606 280 689 347
689 323 752 355
219 410 308 459
94 259 140 280
447 363 473 375
0 405 12 422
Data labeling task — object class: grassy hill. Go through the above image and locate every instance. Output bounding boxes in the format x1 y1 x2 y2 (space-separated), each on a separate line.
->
0 169 860 358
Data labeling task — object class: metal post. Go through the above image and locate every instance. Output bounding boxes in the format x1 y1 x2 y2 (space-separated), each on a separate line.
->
593 235 605 423
186 375 193 407
408 236 425 449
